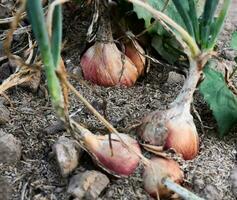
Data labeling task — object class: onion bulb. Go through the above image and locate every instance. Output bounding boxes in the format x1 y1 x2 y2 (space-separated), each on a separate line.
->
143 157 183 198
125 40 145 76
82 130 141 176
139 61 200 160
80 42 139 87
80 3 141 87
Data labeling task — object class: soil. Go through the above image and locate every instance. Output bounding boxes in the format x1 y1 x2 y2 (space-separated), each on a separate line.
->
0 1 237 200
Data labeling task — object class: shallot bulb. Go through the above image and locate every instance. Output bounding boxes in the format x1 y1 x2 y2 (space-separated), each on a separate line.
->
125 40 145 76
139 61 200 160
80 42 139 87
80 3 141 87
82 130 141 176
143 157 184 198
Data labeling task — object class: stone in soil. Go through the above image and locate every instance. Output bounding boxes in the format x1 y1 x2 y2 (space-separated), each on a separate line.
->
32 194 49 200
0 176 12 200
44 120 65 134
222 48 237 61
230 167 237 196
167 71 184 84
67 170 110 200
0 131 21 165
20 70 41 93
0 103 10 125
193 176 205 193
52 136 81 177
203 184 221 200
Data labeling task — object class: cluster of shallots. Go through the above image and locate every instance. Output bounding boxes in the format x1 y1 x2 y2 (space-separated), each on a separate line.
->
77 2 202 199
78 60 202 199
77 124 185 199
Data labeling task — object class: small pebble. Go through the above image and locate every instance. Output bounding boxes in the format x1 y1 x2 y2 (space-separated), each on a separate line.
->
203 184 221 200
44 120 65 134
230 167 237 196
0 103 10 125
32 194 49 200
0 131 21 165
0 176 12 200
52 136 81 177
68 170 110 200
222 48 237 61
20 70 41 93
167 71 184 84
193 176 205 193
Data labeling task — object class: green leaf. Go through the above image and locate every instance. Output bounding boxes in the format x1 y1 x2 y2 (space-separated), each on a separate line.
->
199 60 237 136
200 0 219 49
133 0 185 35
152 35 183 64
26 0 64 117
172 0 195 38
188 0 200 44
132 0 187 63
132 0 202 63
231 31 237 50
207 0 231 50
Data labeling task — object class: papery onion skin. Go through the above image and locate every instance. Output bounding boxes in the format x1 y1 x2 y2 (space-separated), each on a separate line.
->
139 108 199 160
143 157 183 198
83 132 141 176
164 113 199 160
125 40 145 76
80 42 139 87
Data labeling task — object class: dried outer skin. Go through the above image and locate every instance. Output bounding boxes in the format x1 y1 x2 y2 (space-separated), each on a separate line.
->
80 42 139 87
139 106 199 160
83 132 141 176
125 40 146 76
164 108 199 160
139 109 168 146
143 157 184 198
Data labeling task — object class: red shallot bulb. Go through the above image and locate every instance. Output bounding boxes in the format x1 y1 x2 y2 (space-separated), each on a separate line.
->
139 61 200 160
80 42 139 87
80 3 141 87
82 131 141 176
125 40 145 76
143 157 184 198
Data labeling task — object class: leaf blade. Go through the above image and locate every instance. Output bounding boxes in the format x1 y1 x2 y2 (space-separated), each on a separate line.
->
199 60 237 136
51 4 62 68
231 31 237 50
172 0 195 38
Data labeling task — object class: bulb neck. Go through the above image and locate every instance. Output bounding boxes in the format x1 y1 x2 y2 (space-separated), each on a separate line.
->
170 60 201 111
96 2 113 42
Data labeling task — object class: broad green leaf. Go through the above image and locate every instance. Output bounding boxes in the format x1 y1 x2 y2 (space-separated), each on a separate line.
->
133 0 187 63
199 60 237 136
152 35 183 64
132 0 202 63
133 0 185 35
231 31 237 50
